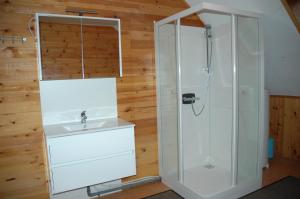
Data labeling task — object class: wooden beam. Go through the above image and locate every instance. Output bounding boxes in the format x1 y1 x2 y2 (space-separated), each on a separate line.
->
282 0 300 33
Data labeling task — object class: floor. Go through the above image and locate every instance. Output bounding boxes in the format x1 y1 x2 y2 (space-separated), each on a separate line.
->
262 157 300 186
99 182 169 199
100 157 300 199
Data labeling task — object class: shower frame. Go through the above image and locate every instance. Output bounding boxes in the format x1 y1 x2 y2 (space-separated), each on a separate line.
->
154 2 264 199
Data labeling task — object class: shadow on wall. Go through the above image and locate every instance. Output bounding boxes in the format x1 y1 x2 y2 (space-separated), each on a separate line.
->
186 0 300 96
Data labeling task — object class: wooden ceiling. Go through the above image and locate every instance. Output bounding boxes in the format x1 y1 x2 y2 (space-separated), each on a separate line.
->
282 0 300 33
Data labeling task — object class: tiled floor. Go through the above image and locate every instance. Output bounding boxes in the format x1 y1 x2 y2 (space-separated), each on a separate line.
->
100 157 300 199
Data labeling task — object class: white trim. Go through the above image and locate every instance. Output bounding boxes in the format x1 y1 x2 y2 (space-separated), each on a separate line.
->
154 22 163 177
36 13 120 22
231 14 238 186
118 19 123 77
80 18 85 79
257 16 265 186
156 2 261 27
175 19 184 184
35 13 43 80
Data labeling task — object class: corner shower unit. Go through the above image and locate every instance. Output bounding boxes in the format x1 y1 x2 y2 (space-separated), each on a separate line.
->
155 3 264 199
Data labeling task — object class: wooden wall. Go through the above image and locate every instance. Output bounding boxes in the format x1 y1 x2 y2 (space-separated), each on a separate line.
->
270 95 300 160
0 0 202 198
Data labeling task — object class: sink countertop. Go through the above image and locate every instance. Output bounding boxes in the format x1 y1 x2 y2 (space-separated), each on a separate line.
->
44 118 135 138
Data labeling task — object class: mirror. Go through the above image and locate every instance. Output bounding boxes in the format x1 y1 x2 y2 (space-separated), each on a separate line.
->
37 14 122 80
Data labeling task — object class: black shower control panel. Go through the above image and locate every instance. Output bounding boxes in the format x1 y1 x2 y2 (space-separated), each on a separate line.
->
182 93 196 104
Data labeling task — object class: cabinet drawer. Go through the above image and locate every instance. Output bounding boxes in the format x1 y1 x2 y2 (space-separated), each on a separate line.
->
51 153 136 194
48 127 134 165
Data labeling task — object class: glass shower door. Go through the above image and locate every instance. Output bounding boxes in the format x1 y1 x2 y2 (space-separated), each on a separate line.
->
156 22 180 181
236 16 261 183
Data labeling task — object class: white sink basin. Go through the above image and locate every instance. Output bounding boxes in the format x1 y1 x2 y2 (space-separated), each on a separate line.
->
63 121 106 131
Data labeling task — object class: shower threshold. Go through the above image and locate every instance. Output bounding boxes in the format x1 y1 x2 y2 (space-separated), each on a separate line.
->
184 165 232 198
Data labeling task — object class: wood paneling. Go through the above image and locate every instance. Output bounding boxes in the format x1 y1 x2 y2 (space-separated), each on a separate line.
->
270 95 300 160
0 0 203 198
281 0 300 33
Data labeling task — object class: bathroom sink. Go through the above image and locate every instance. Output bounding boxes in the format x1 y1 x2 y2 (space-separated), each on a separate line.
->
63 121 106 131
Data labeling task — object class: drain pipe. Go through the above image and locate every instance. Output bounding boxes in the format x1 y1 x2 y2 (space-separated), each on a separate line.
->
87 176 161 197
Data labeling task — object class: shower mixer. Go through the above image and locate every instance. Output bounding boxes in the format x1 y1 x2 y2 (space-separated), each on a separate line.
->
205 24 212 38
182 93 200 104
181 25 213 116
205 24 212 74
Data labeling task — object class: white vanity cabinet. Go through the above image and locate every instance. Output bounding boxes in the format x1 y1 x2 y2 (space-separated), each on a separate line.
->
44 119 136 194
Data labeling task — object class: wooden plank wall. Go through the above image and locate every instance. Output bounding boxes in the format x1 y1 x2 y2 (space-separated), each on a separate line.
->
269 95 300 160
0 0 202 198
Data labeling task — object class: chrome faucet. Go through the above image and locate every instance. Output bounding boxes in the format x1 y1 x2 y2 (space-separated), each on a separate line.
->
81 111 87 124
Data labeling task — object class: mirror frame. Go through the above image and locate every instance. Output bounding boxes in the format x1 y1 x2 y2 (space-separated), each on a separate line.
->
35 13 123 80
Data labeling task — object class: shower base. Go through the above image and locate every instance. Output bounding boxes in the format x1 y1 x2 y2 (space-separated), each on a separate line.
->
184 165 232 198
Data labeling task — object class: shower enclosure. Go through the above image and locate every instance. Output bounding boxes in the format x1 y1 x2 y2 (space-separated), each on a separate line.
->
155 3 264 199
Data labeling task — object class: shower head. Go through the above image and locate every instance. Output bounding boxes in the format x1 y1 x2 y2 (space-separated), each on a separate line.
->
205 24 212 29
205 24 212 38
204 24 212 75
204 24 212 38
